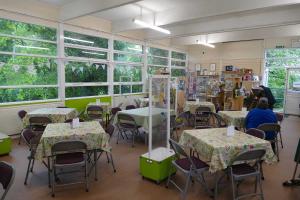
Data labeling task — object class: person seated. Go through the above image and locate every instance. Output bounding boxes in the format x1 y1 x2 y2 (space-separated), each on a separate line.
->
245 97 278 141
259 85 276 110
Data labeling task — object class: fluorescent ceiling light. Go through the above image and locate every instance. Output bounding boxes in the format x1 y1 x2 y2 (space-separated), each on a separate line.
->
64 37 94 44
15 45 49 50
82 51 105 56
133 19 171 35
128 47 142 52
196 40 215 48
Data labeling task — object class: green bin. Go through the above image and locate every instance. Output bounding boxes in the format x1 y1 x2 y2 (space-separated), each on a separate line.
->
0 133 12 155
140 147 176 184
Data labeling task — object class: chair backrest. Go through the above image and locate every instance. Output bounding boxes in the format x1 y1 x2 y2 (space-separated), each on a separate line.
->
87 105 103 112
18 110 27 120
106 124 115 138
294 138 300 163
210 112 227 128
56 106 68 108
117 113 137 128
21 128 36 146
29 116 52 125
257 123 280 133
0 161 15 199
275 112 284 122
133 99 141 108
125 105 136 110
169 139 188 158
111 107 122 115
51 141 87 155
231 149 266 166
246 128 265 139
195 107 212 128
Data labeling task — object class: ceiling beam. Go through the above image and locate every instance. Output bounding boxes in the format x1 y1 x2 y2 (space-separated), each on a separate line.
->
112 0 300 33
171 24 300 45
60 0 142 22
145 4 300 40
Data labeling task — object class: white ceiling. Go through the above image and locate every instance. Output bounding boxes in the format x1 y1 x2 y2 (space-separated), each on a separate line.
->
35 0 300 44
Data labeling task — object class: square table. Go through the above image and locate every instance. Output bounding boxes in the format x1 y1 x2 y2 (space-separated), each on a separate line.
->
184 101 216 114
35 121 110 181
218 110 248 128
179 128 277 173
23 107 78 127
113 107 174 132
35 121 110 160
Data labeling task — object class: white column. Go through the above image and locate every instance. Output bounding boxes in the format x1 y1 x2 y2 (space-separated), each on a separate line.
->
57 23 65 102
142 42 148 93
108 36 114 106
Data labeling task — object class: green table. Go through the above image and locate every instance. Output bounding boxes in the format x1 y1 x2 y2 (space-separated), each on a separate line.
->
179 128 277 173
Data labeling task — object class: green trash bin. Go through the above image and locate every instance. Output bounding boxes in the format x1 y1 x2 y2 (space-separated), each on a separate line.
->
140 147 176 184
0 133 12 155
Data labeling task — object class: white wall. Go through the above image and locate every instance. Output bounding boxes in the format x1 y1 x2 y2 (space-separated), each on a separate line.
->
0 102 64 135
188 37 300 76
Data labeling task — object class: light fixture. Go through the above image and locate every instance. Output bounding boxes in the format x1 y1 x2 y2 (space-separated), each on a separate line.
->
128 47 142 52
82 51 105 56
196 40 215 48
133 19 171 35
15 45 49 50
64 37 94 44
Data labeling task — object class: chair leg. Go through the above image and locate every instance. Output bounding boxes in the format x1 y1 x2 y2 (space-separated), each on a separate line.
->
276 140 280 161
51 165 55 197
182 174 191 200
30 159 35 172
85 160 89 192
279 131 284 148
258 174 264 200
231 174 237 200
116 130 120 144
47 157 51 188
105 152 110 163
18 135 22 145
260 162 265 180
24 158 32 185
132 131 135 147
109 153 116 173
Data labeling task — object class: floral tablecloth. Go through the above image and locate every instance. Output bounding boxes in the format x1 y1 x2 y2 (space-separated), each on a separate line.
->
113 107 175 132
179 128 277 173
218 111 248 128
184 101 216 114
35 121 110 160
23 108 78 127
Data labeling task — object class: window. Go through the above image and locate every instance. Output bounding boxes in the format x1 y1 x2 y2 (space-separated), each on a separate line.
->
0 18 58 103
64 31 109 98
147 47 169 75
264 48 300 109
113 40 143 94
171 51 187 77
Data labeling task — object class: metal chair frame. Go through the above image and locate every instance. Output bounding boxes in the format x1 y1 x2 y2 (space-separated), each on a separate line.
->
275 113 284 148
228 149 266 200
194 106 212 129
0 161 15 200
29 116 52 133
166 139 212 200
257 123 281 161
86 105 104 122
116 113 141 147
50 141 89 197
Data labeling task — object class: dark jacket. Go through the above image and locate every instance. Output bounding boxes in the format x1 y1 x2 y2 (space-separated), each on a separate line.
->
260 85 276 107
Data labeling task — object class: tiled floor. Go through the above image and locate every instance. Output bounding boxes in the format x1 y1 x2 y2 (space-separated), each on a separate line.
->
1 116 300 200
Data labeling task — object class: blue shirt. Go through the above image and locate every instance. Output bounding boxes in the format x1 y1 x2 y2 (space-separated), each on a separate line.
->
245 108 277 140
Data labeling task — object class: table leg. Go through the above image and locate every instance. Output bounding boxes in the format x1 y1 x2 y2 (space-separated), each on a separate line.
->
94 149 98 181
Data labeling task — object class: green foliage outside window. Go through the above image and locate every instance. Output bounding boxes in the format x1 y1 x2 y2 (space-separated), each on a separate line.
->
171 51 186 60
66 86 108 98
0 18 56 41
65 62 107 83
265 48 300 109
